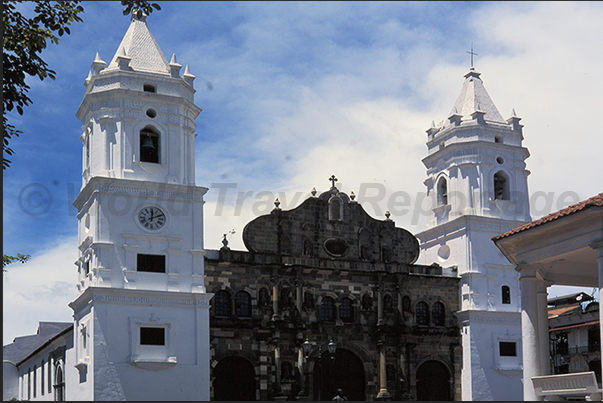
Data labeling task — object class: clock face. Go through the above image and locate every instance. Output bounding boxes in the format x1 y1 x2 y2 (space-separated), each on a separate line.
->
138 206 166 230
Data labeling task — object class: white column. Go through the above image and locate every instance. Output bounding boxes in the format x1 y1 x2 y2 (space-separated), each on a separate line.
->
537 280 551 376
519 267 543 401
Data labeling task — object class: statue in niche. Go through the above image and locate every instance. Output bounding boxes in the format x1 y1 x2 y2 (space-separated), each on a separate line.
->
303 291 315 310
384 294 393 312
362 294 373 311
259 287 270 307
303 239 314 257
280 287 293 310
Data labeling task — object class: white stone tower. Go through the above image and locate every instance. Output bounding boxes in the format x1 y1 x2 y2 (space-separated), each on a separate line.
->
69 13 212 400
415 67 531 401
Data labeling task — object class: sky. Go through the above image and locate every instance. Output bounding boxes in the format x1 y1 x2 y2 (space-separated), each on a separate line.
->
3 1 603 346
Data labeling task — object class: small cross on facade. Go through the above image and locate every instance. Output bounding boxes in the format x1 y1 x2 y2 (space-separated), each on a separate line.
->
329 175 338 188
467 43 478 68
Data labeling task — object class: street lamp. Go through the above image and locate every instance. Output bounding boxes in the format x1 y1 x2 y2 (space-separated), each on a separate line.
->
298 337 337 400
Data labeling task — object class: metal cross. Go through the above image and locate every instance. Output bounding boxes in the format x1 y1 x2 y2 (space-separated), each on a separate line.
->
329 175 338 188
467 43 478 68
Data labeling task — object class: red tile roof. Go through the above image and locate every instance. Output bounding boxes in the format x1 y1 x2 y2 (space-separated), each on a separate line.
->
549 320 599 332
492 192 603 241
548 304 582 319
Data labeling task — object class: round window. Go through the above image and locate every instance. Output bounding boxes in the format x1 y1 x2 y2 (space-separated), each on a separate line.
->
324 238 348 257
146 109 157 118
496 156 504 164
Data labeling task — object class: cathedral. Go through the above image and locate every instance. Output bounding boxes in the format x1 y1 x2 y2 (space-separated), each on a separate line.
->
4 12 533 402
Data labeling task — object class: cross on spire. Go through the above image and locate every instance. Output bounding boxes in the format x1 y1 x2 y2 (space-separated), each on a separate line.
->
467 43 478 68
329 175 338 188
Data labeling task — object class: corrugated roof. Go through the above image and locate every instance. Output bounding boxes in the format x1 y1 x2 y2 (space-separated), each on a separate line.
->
493 192 603 241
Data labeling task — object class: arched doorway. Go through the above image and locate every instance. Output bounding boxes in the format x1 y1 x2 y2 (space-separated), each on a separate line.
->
416 360 451 401
314 348 365 401
213 356 256 401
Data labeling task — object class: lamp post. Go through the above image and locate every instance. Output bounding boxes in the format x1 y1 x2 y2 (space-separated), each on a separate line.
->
299 337 336 401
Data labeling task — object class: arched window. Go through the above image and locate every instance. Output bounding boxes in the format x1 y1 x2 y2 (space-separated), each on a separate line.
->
33 365 37 398
235 291 252 318
321 296 336 321
437 177 448 206
495 134 503 144
140 126 160 164
47 358 52 394
416 301 429 326
502 286 511 304
339 298 354 322
493 171 510 200
432 302 445 326
213 290 231 317
28 368 31 400
329 197 343 221
41 360 45 396
54 365 65 401
143 82 156 93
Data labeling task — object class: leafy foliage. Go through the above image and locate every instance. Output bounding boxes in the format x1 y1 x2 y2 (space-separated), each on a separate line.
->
2 1 161 170
3 253 31 271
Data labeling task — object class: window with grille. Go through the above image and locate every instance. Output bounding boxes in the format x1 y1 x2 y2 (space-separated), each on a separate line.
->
416 301 429 326
235 291 252 318
213 290 231 317
339 298 354 322
321 297 335 321
432 302 445 326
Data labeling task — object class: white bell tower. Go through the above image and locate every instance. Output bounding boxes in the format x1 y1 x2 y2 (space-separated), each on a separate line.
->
69 13 211 401
416 67 531 401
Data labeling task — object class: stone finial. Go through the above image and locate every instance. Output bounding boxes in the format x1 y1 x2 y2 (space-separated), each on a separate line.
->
116 47 132 71
273 198 281 210
84 70 93 86
169 53 182 78
385 211 391 220
350 191 356 202
91 52 107 75
311 187 317 197
182 65 196 87
221 234 230 250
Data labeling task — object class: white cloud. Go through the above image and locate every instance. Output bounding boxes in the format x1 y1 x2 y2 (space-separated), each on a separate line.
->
3 237 79 345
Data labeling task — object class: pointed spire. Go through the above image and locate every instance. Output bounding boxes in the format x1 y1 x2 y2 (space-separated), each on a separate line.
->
107 14 170 75
448 69 505 125
84 70 93 86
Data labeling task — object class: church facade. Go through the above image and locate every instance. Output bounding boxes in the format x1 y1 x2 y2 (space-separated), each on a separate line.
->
415 67 532 400
204 181 461 401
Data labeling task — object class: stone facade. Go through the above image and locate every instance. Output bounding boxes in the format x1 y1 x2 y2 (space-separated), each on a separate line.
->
205 183 461 401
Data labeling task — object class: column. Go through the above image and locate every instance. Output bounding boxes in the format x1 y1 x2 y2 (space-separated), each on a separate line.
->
537 280 551 376
377 284 384 326
272 280 281 321
519 267 543 401
376 343 390 399
274 345 282 396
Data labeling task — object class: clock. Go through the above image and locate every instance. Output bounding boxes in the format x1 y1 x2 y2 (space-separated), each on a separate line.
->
138 206 166 230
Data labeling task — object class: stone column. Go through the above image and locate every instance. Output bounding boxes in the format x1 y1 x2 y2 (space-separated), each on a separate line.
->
537 280 551 376
296 280 303 313
519 267 544 401
377 285 384 326
274 345 282 395
376 344 390 399
272 281 281 321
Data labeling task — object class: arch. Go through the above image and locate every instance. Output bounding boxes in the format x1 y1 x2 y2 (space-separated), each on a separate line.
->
494 134 503 144
54 362 65 401
235 291 252 318
313 348 366 401
437 176 448 206
213 356 256 401
41 359 45 396
143 82 157 93
402 295 412 312
212 289 232 317
432 301 446 326
501 285 511 304
320 296 336 322
493 170 510 200
415 301 430 326
257 287 270 308
33 365 37 398
416 360 451 401
139 125 160 164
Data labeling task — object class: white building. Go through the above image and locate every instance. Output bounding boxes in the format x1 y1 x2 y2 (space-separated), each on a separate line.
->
3 13 212 401
416 67 532 401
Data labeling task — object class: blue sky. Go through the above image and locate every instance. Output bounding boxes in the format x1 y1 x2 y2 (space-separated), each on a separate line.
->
4 1 603 345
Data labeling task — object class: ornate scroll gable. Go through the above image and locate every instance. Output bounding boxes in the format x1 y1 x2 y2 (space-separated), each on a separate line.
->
242 188 419 264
